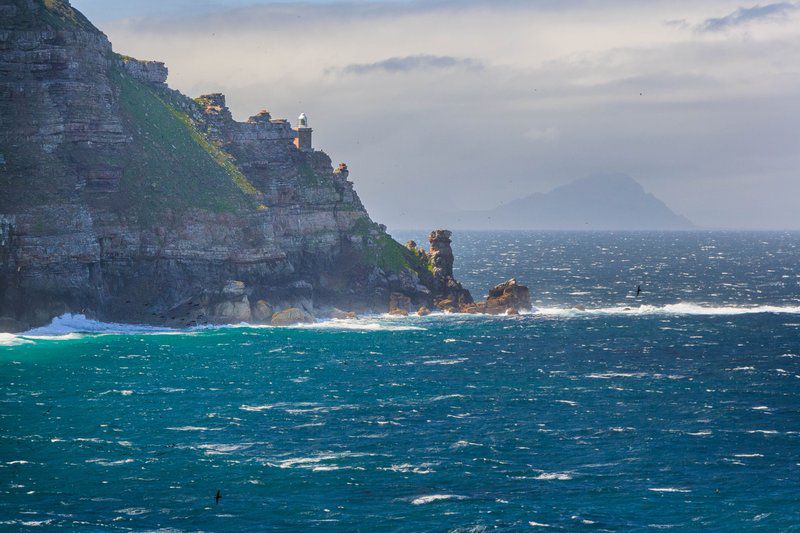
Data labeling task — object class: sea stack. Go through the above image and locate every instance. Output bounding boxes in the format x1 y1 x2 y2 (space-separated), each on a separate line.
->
428 230 474 312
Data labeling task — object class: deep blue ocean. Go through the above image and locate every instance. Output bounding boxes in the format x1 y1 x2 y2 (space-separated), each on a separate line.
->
2 231 800 530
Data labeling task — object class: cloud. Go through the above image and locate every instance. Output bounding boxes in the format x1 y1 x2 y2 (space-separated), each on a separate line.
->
88 0 800 229
338 54 483 75
699 2 799 31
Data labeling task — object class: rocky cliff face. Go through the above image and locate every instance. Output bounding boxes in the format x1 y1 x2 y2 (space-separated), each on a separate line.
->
0 0 456 331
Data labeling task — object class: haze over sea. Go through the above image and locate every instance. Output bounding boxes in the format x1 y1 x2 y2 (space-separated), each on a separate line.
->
2 231 799 530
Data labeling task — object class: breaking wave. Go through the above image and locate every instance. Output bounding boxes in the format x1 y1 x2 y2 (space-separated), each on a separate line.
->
2 302 799 345
532 303 800 317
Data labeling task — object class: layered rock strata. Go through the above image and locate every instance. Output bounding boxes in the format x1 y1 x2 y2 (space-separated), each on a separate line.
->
0 0 449 331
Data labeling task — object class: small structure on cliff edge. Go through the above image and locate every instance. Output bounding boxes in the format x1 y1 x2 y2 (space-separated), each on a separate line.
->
294 113 313 152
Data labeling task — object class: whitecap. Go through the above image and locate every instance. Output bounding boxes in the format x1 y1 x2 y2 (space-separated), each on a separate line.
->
285 319 425 332
114 508 149 516
533 472 573 481
411 494 467 505
430 394 465 401
197 443 252 455
555 400 577 406
239 404 276 412
586 372 647 379
86 458 134 466
23 314 173 338
381 463 436 474
733 453 764 458
19 520 54 527
528 521 551 527
422 358 468 365
648 488 691 493
0 333 32 347
268 451 373 470
451 440 483 449
535 303 800 317
166 426 223 432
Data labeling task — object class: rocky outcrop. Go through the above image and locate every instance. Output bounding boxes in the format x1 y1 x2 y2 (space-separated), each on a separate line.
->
427 230 474 312
211 281 251 323
271 308 314 326
388 293 412 316
252 300 274 322
463 279 532 315
329 308 357 320
485 278 532 313
120 56 168 86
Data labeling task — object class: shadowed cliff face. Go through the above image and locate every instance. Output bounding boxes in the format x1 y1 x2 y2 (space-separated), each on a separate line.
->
0 0 446 331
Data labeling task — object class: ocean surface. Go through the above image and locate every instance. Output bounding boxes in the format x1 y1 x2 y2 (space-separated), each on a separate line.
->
2 231 800 530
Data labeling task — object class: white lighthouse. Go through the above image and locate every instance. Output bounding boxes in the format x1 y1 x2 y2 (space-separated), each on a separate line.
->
294 113 312 152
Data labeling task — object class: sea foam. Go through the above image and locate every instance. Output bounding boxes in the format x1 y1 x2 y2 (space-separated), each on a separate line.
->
5 302 800 344
534 303 800 317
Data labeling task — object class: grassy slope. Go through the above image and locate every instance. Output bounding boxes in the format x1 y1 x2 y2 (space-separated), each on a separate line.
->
351 217 432 277
4 0 101 32
109 66 261 222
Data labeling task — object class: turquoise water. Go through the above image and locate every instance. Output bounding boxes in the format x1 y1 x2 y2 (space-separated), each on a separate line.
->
2 231 800 530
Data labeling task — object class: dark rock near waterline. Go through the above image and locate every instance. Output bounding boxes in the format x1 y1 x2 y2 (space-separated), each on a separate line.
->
252 300 274 323
463 278 532 315
329 308 357 320
388 293 412 315
271 308 314 326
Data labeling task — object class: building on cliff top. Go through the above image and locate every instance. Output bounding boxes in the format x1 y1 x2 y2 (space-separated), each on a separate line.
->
294 113 313 152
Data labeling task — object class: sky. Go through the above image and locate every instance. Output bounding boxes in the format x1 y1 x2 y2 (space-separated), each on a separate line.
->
72 0 800 229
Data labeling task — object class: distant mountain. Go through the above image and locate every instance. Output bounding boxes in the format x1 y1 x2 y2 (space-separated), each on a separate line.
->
424 174 693 230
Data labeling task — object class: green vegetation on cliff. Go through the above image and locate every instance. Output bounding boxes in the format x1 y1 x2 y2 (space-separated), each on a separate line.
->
352 218 431 275
110 66 261 221
5 0 101 32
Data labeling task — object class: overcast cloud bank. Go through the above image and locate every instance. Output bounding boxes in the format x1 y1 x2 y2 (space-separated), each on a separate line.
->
73 0 800 229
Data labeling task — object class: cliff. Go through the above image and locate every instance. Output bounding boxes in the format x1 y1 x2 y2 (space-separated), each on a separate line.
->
0 0 454 331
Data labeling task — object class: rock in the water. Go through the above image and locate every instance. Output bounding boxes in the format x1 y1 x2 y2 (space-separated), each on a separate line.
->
388 292 412 314
388 309 409 317
252 300 274 322
428 230 473 311
330 308 357 320
465 278 531 315
213 297 251 323
506 307 519 315
484 279 531 314
271 308 315 326
417 306 431 316
573 304 586 311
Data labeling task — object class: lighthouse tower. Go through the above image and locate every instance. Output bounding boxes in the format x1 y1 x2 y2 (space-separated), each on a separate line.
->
294 113 313 152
